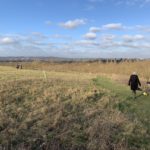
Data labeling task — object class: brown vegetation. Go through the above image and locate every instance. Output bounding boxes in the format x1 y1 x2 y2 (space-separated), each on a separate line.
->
0 78 134 150
1 60 150 79
0 60 150 149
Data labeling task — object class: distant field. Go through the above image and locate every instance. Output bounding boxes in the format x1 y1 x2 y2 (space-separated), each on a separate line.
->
1 60 150 77
0 62 150 149
1 60 150 83
0 66 95 82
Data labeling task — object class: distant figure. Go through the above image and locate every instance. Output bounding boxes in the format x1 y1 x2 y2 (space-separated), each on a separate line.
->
128 72 141 98
16 64 19 69
16 63 23 69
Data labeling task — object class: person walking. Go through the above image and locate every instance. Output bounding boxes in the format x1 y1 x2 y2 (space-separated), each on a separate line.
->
16 63 19 69
128 72 141 98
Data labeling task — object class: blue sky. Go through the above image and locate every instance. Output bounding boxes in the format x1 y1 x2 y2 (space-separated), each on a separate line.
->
0 0 150 58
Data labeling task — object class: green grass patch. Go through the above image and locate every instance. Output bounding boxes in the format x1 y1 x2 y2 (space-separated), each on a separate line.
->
93 76 150 149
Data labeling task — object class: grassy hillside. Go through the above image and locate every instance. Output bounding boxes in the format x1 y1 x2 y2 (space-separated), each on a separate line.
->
93 77 150 149
0 65 150 149
0 79 129 150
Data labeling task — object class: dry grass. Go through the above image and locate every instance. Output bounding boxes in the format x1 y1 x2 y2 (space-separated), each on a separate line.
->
2 60 149 75
1 60 150 82
0 61 150 149
0 66 96 83
0 78 135 150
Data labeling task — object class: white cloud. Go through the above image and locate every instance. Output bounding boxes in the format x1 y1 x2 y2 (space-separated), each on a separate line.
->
59 19 86 29
89 27 101 32
31 32 48 40
100 34 116 43
52 34 71 40
83 32 97 40
103 23 123 30
75 40 98 46
0 37 16 44
0 30 150 58
134 34 144 40
123 34 144 42
136 25 150 32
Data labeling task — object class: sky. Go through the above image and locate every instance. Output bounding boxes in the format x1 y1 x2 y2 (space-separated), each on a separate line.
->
0 0 150 58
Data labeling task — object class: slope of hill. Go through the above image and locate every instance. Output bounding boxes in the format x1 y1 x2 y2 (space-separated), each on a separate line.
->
0 66 150 149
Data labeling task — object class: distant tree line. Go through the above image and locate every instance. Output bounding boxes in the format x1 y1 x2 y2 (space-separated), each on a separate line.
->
0 57 149 63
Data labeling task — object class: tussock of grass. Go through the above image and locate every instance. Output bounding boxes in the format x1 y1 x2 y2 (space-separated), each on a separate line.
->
0 79 133 150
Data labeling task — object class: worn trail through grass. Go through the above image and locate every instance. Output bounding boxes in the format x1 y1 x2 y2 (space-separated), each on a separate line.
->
93 76 150 149
93 76 150 116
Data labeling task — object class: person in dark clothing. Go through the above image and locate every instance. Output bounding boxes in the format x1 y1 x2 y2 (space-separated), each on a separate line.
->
128 72 141 97
16 64 19 69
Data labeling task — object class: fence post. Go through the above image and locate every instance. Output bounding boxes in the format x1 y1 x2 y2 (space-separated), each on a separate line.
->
43 70 47 80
